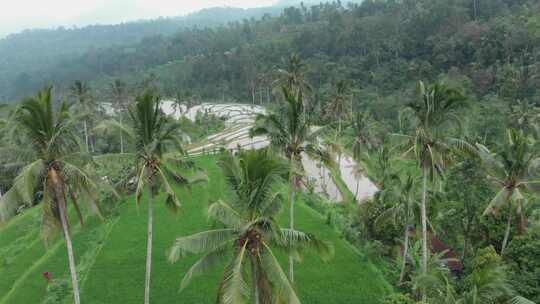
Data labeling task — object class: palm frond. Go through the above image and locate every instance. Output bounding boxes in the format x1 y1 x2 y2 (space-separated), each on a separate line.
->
0 160 45 222
510 296 536 304
93 119 135 141
169 229 236 261
260 242 301 304
208 200 244 229
220 241 249 304
179 241 233 291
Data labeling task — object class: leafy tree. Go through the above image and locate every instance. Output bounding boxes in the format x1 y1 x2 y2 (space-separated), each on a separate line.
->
251 86 332 282
0 87 104 304
169 150 333 304
397 81 468 295
475 129 540 253
505 228 540 303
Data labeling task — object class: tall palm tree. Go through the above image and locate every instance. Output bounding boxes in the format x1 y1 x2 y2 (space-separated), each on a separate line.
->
474 129 540 253
124 89 207 304
350 110 378 160
326 80 350 138
109 79 129 153
374 174 418 285
251 86 332 282
0 87 103 304
70 80 95 152
169 150 333 304
357 143 396 191
397 81 467 287
275 54 312 113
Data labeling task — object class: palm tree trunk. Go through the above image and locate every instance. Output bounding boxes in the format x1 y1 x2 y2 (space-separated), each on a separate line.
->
49 169 81 304
398 224 410 285
501 206 513 255
518 201 527 235
144 192 154 304
420 166 429 302
288 158 296 283
355 178 360 201
84 120 89 152
288 187 295 283
60 200 81 304
120 116 124 154
251 257 260 304
69 191 85 227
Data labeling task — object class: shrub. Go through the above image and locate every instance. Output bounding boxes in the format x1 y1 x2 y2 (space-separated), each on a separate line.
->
504 228 540 303
381 293 416 304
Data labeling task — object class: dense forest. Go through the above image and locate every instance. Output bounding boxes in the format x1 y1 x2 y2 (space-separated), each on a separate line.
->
1 1 540 304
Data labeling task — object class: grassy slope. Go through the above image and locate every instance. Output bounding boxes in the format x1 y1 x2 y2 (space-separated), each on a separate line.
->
0 155 391 303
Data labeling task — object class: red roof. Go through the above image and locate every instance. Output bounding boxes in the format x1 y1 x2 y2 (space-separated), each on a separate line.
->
408 228 463 273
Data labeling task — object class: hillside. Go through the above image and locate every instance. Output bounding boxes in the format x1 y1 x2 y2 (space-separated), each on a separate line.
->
0 4 288 101
0 155 392 304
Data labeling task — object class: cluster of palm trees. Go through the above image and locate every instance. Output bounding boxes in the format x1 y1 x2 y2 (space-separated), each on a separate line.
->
0 74 335 303
1 51 539 304
357 81 540 303
0 87 208 304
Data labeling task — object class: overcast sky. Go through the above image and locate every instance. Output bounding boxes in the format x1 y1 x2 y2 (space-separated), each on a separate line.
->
0 0 278 38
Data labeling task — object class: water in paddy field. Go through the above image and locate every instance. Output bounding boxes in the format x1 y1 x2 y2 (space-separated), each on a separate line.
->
163 101 379 203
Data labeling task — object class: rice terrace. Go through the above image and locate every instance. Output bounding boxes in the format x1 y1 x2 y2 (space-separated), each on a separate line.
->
1 1 540 304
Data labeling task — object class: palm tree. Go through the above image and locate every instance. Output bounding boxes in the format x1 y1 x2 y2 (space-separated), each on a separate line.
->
70 80 95 152
326 80 350 138
397 81 467 287
374 174 418 285
251 86 332 282
0 87 104 304
109 79 129 153
350 110 378 160
474 129 540 253
413 245 534 304
509 100 539 134
169 150 333 304
357 143 396 191
124 89 207 304
274 54 312 113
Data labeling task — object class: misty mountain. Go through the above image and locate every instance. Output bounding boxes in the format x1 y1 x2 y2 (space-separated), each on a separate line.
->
0 4 289 101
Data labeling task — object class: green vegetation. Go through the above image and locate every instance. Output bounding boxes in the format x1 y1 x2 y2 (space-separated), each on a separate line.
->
0 155 391 303
1 0 540 303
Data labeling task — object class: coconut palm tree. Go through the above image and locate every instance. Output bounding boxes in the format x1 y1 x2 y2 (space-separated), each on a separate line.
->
397 81 468 287
0 87 104 304
413 245 534 304
274 54 312 113
357 143 397 192
251 86 332 282
474 129 540 253
70 80 95 152
109 79 129 153
120 89 207 304
169 150 333 304
509 100 539 134
326 80 351 138
350 110 378 160
374 174 419 285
